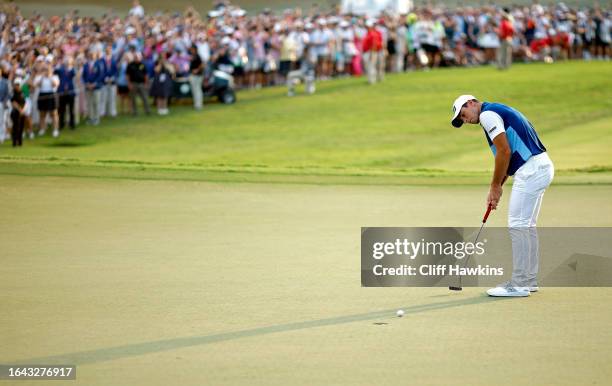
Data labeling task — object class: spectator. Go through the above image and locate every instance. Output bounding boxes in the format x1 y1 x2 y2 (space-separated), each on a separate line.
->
0 69 9 144
126 51 150 115
279 27 297 82
129 0 145 18
56 56 76 130
116 52 132 114
149 57 174 115
82 50 104 125
363 19 384 84
10 78 26 147
101 45 118 118
188 45 205 110
34 60 60 137
498 11 515 69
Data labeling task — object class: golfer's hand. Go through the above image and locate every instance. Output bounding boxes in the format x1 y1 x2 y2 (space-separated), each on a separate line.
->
487 184 503 210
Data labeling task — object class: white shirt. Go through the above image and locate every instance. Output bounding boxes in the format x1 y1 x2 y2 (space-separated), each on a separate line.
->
479 110 505 141
34 74 59 93
129 5 145 17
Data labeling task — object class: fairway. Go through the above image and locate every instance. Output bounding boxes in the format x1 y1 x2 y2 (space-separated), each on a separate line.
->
2 175 612 386
1 61 612 385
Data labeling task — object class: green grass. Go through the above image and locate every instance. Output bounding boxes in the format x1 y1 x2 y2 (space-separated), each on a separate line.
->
2 175 612 386
2 61 612 386
1 61 610 185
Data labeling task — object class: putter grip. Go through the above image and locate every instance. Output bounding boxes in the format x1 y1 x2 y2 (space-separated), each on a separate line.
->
482 204 493 223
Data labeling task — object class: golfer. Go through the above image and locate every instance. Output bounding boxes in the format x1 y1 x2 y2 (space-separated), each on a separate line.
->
451 95 554 297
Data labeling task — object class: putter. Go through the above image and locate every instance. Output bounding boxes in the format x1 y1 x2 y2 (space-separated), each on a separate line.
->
449 204 493 291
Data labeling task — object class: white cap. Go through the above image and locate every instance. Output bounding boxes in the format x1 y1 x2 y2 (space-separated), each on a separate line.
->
13 77 23 86
451 94 477 127
340 20 349 28
365 19 374 28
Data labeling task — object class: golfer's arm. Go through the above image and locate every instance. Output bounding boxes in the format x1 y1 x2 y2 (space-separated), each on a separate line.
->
491 133 511 187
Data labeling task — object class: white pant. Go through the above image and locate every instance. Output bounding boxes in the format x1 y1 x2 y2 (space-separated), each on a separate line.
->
0 103 6 141
364 51 385 84
508 152 554 286
86 89 102 123
189 75 204 109
100 84 117 117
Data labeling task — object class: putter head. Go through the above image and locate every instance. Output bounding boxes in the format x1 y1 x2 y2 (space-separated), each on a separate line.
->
449 286 463 291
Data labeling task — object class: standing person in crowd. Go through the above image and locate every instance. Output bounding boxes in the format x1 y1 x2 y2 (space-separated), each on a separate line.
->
593 10 611 59
352 19 366 76
279 26 297 83
129 0 145 18
498 11 515 69
15 68 35 140
56 56 76 130
480 21 500 64
34 61 60 137
338 20 357 76
149 56 174 115
362 19 384 84
126 51 150 115
188 44 205 110
10 78 26 147
116 52 131 114
73 53 86 126
414 10 443 68
312 20 327 79
0 69 9 144
394 18 408 72
386 19 398 72
265 26 281 85
82 50 104 125
29 60 42 131
101 45 118 118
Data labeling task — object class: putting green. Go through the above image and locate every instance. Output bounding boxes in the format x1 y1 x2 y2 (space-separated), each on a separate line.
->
2 175 611 385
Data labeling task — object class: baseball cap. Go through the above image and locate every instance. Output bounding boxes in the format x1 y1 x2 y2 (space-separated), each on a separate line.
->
451 94 477 127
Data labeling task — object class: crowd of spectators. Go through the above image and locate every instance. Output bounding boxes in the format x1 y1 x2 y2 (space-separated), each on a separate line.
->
0 0 610 146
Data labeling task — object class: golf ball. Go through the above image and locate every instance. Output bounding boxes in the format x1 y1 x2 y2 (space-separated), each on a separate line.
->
396 309 405 317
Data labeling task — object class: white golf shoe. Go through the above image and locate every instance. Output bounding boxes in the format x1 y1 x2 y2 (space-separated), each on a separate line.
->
486 284 530 297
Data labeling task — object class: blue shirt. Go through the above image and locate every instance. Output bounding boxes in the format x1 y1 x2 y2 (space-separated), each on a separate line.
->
102 55 119 82
82 59 105 89
117 61 128 86
0 78 9 103
55 66 75 94
480 102 546 176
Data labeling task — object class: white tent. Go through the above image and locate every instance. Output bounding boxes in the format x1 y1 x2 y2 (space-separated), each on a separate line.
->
340 0 413 17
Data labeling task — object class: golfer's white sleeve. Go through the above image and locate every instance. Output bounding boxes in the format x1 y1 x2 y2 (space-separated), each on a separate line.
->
480 111 505 141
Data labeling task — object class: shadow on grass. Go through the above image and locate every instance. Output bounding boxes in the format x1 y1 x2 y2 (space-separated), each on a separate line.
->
11 294 504 365
44 141 94 148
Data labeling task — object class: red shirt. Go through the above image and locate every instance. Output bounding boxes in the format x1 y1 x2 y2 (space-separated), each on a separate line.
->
362 28 383 52
499 19 514 39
